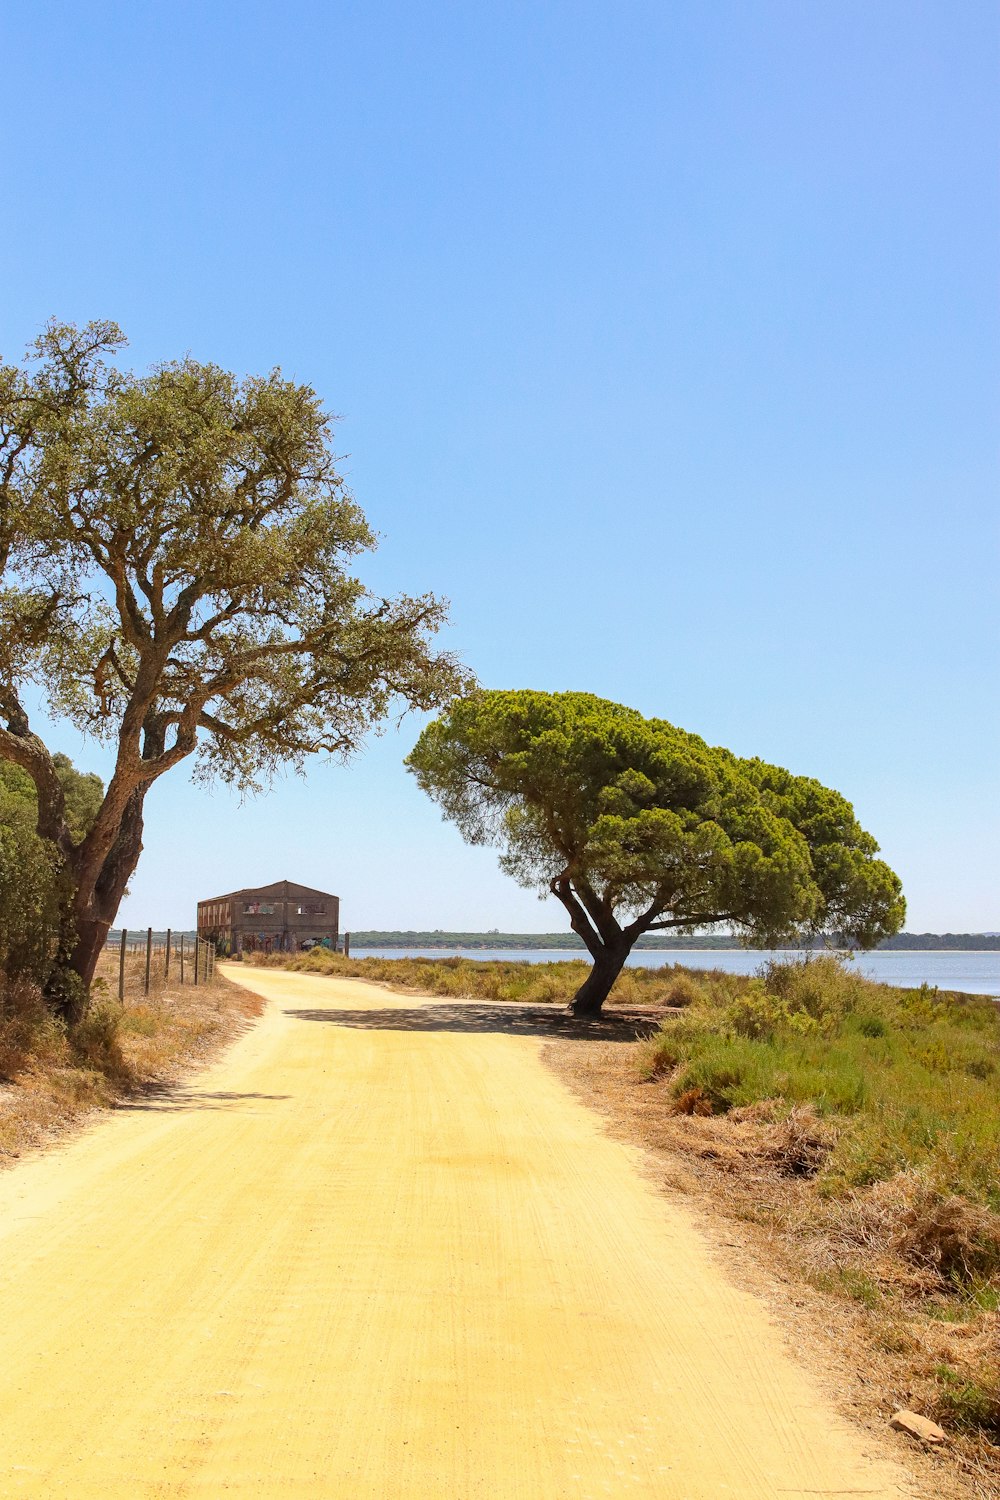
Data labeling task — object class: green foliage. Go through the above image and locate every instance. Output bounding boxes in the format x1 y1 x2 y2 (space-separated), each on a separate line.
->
724 982 821 1041
0 754 102 981
52 753 103 840
0 808 60 980
406 691 905 959
932 1364 1000 1439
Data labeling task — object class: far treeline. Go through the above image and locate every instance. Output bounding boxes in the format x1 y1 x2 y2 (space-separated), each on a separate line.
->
349 931 1000 952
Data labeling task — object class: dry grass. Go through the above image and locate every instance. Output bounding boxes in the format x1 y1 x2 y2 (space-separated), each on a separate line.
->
0 953 264 1167
244 944 704 1008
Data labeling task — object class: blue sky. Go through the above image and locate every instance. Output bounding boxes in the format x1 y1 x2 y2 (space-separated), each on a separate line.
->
3 1 997 932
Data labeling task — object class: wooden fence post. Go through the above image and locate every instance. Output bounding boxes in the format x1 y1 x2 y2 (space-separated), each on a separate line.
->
144 927 152 996
179 934 185 984
165 928 171 979
118 928 127 1001
194 936 200 986
344 931 350 958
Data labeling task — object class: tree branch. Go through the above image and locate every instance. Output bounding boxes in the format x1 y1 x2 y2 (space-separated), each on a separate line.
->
644 912 734 931
549 875 605 959
0 692 73 854
570 876 624 949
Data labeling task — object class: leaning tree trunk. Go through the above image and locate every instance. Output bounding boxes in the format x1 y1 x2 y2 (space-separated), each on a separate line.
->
569 945 630 1018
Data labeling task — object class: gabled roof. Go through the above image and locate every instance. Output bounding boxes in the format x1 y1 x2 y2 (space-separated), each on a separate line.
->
200 879 338 904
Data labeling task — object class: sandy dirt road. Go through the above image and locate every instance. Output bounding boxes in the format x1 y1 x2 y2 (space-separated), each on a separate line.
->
0 967 912 1499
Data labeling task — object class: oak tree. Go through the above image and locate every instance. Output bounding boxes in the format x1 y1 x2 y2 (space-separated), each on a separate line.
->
407 690 905 1015
0 321 466 1016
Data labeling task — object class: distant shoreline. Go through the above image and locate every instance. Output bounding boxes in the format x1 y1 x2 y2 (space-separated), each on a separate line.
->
347 931 1000 953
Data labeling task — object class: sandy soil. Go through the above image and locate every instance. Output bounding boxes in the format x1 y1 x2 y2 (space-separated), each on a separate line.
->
0 967 917 1498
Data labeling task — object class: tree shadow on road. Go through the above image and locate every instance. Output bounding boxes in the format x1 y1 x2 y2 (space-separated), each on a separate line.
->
115 1089 292 1113
283 1002 669 1042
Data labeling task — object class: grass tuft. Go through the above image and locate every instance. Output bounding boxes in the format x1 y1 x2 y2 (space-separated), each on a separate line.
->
931 1361 1000 1439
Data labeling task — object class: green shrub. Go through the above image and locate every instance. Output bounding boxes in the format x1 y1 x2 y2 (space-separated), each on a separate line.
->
761 954 868 1025
932 1364 1000 1439
725 980 819 1040
0 756 103 987
660 972 707 1007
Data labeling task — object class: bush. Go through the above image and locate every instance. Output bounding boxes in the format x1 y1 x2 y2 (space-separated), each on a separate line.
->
725 980 819 1040
70 998 126 1077
0 756 103 988
761 954 869 1026
660 972 707 1008
0 821 61 984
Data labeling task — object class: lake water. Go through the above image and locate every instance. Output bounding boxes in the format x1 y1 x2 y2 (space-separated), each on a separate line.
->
353 947 1000 996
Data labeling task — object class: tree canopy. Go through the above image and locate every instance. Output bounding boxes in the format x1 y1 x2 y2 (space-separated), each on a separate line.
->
406 690 906 1014
0 321 467 1011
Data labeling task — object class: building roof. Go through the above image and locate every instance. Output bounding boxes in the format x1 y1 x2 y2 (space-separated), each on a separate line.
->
199 879 338 904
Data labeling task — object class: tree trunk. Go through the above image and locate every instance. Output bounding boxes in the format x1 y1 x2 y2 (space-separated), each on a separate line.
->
67 913 115 991
569 946 630 1017
44 902 117 1023
43 787 146 1022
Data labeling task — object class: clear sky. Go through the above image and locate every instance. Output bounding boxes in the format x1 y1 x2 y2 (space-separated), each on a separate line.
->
3 2 998 933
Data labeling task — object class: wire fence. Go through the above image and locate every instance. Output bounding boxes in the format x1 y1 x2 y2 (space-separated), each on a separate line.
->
105 928 217 1001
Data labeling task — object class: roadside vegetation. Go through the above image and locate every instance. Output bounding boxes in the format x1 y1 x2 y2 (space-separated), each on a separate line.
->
0 951 262 1165
553 953 999 1489
646 955 999 1209
255 945 1000 1482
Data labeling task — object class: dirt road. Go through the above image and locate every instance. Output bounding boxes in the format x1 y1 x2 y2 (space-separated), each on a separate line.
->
0 968 912 1498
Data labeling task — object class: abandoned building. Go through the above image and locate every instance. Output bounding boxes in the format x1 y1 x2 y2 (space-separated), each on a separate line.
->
197 879 340 956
